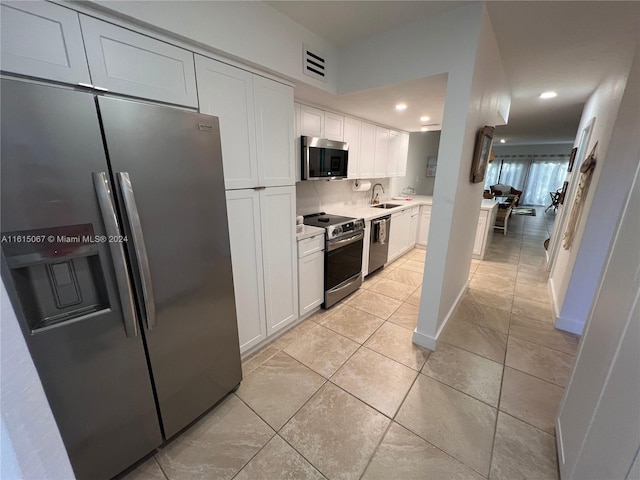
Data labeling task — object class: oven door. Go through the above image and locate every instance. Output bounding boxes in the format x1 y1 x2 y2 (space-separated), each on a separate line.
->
325 231 363 307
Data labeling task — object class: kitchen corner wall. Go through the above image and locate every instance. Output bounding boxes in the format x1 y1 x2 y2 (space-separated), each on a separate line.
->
390 131 441 197
296 178 391 215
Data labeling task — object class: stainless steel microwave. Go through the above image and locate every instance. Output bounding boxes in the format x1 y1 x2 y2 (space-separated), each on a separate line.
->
301 136 349 180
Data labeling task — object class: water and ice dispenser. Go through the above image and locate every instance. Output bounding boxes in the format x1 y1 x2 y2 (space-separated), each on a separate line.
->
2 223 109 332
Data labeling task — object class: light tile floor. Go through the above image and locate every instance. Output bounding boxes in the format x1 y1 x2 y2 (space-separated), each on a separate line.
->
124 207 578 480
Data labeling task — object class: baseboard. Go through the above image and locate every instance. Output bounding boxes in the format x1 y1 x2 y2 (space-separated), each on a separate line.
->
554 316 584 335
548 276 561 320
412 279 468 351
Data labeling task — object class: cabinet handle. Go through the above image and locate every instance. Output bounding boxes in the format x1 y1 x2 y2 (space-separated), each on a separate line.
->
253 186 266 190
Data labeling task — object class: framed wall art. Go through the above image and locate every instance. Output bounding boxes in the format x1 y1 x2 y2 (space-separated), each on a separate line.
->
470 126 495 183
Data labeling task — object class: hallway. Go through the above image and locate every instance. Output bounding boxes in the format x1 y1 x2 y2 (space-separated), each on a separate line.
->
125 207 579 480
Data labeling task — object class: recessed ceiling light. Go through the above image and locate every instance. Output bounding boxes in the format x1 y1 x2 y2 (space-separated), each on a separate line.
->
500 139 506 144
420 126 429 132
539 91 557 99
395 103 407 111
420 116 430 122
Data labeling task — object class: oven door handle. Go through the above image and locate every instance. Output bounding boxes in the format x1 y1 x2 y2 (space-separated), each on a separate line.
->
327 231 364 252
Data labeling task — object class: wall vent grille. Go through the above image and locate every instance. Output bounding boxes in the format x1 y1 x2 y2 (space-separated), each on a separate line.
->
303 45 327 82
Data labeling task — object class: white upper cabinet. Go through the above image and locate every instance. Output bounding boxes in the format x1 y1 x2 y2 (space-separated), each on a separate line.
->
299 104 324 138
195 56 258 189
80 15 198 107
374 127 390 178
398 132 410 176
253 75 295 187
387 130 401 176
324 112 345 141
0 2 90 85
295 103 409 179
197 57 294 188
359 122 376 178
344 117 361 179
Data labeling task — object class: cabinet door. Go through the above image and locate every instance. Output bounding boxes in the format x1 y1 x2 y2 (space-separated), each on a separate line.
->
294 102 302 182
298 250 324 316
80 15 198 107
344 117 361 179
254 76 295 186
225 190 266 353
196 55 258 189
409 208 419 247
299 104 324 137
473 211 488 257
388 210 408 261
1 2 91 84
374 127 389 178
324 112 344 141
359 122 376 178
398 133 410 177
260 186 298 335
417 206 431 246
387 130 401 176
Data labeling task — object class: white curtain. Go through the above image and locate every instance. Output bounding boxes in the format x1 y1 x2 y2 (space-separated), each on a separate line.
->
499 158 530 191
522 157 569 205
483 159 501 189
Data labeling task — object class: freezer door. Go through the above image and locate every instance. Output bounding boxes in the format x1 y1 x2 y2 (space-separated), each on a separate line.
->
0 79 162 479
97 97 242 438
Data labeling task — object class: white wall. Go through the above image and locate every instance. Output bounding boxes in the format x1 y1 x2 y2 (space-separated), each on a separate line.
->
338 3 510 349
389 131 440 197
556 157 640 480
0 282 75 479
415 5 510 348
492 143 573 157
295 178 390 216
87 0 338 93
550 40 638 334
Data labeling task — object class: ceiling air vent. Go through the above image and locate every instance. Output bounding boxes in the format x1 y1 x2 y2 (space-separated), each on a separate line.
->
303 45 327 82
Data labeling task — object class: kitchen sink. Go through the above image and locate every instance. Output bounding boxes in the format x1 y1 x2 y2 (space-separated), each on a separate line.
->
373 203 402 209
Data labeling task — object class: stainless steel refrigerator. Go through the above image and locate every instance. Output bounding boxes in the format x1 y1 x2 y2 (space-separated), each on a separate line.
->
0 78 242 479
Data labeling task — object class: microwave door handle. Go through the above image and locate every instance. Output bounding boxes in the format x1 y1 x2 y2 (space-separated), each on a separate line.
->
92 172 138 338
117 172 157 331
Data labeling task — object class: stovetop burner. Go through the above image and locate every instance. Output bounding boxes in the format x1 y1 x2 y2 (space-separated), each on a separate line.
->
302 212 357 227
303 212 365 240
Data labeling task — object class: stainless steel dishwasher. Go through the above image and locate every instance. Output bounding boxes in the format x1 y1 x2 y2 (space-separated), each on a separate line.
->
368 215 391 274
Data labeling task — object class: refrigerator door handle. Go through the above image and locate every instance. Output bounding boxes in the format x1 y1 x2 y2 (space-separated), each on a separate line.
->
92 172 138 338
117 172 157 331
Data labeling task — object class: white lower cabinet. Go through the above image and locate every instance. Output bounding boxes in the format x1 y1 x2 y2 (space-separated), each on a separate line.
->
388 209 411 261
417 206 432 246
298 234 324 317
473 212 487 256
473 205 498 259
226 186 298 353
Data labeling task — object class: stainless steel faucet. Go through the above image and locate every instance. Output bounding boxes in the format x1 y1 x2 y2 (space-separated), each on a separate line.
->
371 183 384 204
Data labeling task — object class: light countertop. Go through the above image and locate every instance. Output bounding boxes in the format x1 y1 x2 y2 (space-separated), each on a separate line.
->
328 195 434 221
480 198 500 211
296 224 325 241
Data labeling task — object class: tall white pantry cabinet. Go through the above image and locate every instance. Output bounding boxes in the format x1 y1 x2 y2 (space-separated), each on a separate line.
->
196 55 298 353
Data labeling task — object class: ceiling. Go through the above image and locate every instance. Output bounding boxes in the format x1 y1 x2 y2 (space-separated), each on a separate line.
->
268 1 639 144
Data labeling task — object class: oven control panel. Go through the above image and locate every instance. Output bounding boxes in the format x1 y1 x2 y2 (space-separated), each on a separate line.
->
327 218 364 239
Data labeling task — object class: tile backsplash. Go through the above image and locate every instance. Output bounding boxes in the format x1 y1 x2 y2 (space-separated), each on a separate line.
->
296 178 391 215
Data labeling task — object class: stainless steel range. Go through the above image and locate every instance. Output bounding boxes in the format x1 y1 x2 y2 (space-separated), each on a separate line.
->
303 213 365 308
